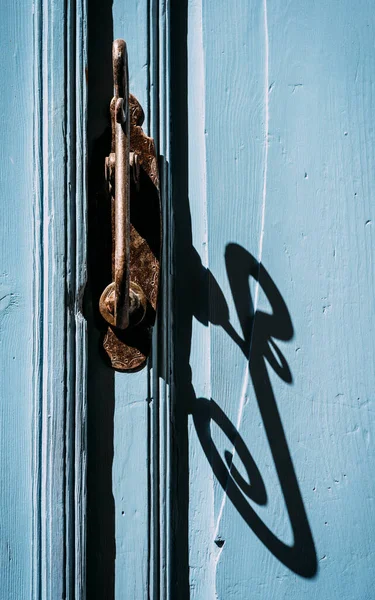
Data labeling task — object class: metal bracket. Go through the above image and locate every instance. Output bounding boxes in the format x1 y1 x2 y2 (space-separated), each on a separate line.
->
99 39 161 372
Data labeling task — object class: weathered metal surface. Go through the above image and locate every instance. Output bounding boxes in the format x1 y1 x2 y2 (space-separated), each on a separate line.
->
99 40 161 372
100 38 131 330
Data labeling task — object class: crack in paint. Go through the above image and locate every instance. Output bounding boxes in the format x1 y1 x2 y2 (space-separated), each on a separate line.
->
214 0 270 539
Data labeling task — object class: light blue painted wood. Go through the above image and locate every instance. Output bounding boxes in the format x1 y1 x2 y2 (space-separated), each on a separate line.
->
32 0 87 598
152 3 173 598
175 0 375 598
0 2 34 598
86 1 165 599
112 4 153 597
0 0 87 598
86 0 375 598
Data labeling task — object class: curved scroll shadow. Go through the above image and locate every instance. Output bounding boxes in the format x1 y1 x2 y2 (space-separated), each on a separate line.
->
192 245 317 578
169 0 317 589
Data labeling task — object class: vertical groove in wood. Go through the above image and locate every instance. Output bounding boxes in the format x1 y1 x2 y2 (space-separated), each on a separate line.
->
73 1 88 597
148 0 173 597
32 0 87 598
149 4 161 587
32 3 44 598
159 4 172 598
149 1 172 598
169 1 193 597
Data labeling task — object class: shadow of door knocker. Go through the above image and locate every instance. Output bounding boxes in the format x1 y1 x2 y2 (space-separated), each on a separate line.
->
191 243 317 578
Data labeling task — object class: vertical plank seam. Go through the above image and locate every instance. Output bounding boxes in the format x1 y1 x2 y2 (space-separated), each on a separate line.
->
74 3 88 597
32 0 87 597
32 0 44 597
148 0 173 598
159 3 172 599
149 0 161 597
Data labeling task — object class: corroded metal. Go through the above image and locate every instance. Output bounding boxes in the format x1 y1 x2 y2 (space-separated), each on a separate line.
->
100 39 131 330
99 39 161 372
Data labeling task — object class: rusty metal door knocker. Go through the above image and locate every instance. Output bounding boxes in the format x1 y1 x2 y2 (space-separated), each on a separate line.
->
99 39 161 372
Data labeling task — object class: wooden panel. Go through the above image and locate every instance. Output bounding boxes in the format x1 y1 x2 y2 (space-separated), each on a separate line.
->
171 0 375 598
32 0 88 598
0 2 34 598
86 1 164 598
113 6 150 595
0 0 87 598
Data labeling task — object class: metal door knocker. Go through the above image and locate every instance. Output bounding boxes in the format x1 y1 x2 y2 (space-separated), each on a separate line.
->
99 39 161 371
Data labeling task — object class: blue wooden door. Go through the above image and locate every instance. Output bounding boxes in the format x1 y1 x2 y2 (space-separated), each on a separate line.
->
86 1 169 599
86 0 375 598
0 0 87 598
2 0 375 598
169 1 375 599
0 0 86 600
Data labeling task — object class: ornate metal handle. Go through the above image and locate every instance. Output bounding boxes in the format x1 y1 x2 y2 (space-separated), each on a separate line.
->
98 39 161 372
99 39 146 330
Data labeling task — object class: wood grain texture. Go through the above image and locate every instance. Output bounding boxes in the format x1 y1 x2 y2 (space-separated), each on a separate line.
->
177 0 375 598
149 2 173 600
87 0 375 597
112 5 153 598
0 0 87 598
32 0 87 598
0 2 34 598
86 1 162 598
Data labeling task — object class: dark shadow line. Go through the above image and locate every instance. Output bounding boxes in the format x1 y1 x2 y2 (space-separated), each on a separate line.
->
169 0 191 597
85 1 116 598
